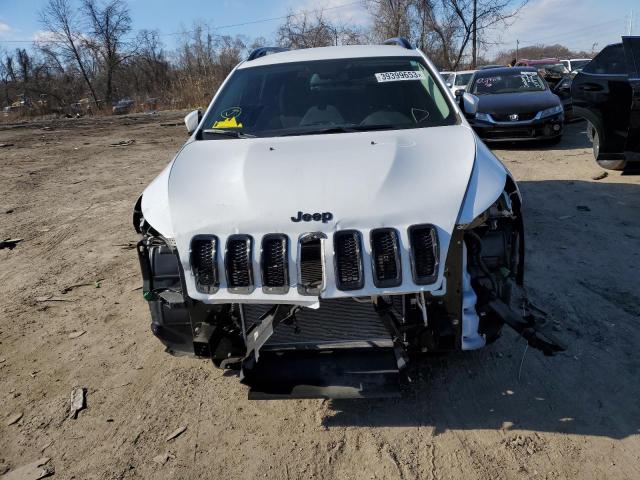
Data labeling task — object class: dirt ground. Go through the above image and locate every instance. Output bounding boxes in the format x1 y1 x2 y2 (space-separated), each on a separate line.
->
1 112 639 480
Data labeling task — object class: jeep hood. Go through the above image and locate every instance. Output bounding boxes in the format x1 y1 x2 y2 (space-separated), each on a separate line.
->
145 124 504 304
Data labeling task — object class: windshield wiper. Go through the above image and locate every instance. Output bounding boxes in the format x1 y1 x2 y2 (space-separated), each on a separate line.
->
202 128 256 139
281 124 404 137
348 124 398 132
281 126 355 137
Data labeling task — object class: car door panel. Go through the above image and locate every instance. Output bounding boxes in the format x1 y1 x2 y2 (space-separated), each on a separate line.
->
572 43 632 156
623 37 640 154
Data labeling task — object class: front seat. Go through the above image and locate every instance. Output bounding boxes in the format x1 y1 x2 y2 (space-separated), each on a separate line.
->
300 104 345 126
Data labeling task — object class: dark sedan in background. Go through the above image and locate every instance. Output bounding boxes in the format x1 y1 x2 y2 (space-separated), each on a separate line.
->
464 67 564 143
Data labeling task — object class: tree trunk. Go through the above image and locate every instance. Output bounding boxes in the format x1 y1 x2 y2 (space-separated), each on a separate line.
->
105 63 113 106
472 0 477 68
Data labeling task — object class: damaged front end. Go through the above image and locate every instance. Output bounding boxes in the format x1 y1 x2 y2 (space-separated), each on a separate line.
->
133 150 564 399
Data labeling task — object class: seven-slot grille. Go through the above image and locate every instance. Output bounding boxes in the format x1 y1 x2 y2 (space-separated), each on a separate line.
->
225 235 254 293
193 226 439 294
334 230 364 291
190 236 219 294
370 228 402 288
261 234 289 294
408 224 439 285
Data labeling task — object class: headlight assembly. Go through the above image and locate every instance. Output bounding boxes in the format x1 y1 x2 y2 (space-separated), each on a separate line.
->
475 112 492 122
539 105 563 118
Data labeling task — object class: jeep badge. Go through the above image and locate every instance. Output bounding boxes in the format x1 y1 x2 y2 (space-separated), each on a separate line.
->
291 211 333 223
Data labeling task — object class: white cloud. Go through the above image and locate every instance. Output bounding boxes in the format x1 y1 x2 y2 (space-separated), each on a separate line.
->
485 0 627 56
0 21 12 38
33 30 58 43
293 0 372 27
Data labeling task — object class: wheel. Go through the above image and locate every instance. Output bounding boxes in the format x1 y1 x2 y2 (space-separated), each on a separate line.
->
589 120 627 170
591 124 600 159
597 159 627 171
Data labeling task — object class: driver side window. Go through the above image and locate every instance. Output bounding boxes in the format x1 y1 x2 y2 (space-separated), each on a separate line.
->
583 45 627 75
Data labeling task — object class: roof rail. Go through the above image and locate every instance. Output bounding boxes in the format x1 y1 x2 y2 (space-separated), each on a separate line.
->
247 47 289 61
383 37 413 49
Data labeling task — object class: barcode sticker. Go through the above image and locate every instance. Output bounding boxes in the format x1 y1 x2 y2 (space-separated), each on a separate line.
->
375 71 426 82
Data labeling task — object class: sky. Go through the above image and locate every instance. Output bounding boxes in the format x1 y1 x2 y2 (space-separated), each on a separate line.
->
0 0 637 59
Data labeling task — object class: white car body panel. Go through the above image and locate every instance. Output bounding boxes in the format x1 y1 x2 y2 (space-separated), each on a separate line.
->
446 70 476 94
139 45 509 314
141 160 176 238
457 139 508 224
561 58 591 72
237 45 421 69
163 124 496 305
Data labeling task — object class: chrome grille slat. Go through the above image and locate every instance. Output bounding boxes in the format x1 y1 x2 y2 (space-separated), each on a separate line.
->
298 233 325 295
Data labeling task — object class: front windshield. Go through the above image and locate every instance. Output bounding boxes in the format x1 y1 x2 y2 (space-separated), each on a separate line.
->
471 71 546 95
202 56 456 138
455 73 473 86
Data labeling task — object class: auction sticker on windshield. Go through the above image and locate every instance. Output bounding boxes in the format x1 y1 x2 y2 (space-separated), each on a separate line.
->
375 71 425 82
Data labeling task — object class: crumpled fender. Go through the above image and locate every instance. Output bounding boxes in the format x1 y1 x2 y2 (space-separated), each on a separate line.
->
456 139 515 225
138 158 177 238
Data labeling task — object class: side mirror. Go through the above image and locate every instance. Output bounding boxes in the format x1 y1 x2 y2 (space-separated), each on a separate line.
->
184 109 202 134
446 82 453 88
454 88 464 97
461 92 479 116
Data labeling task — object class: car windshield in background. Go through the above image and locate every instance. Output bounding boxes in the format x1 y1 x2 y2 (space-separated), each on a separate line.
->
571 59 591 70
541 64 569 75
455 73 473 86
202 57 456 138
471 71 546 95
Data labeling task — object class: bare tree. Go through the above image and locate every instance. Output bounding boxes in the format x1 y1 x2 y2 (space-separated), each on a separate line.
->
492 43 592 66
368 0 527 70
39 0 99 105
0 51 15 106
171 24 250 108
445 0 527 68
82 0 132 105
369 0 415 41
126 29 170 96
277 10 364 49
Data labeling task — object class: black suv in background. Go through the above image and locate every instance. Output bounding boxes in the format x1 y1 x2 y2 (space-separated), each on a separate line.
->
571 37 640 170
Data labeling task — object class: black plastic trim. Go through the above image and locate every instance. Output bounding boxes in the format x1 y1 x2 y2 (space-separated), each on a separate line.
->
225 234 254 294
369 228 402 288
408 224 439 285
333 230 365 291
260 234 290 294
190 235 219 294
383 37 413 49
247 47 289 61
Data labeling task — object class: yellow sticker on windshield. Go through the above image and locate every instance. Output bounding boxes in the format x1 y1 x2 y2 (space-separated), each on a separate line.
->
213 116 243 128
213 107 243 128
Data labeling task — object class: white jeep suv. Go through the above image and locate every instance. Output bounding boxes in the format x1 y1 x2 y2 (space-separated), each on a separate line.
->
133 38 563 399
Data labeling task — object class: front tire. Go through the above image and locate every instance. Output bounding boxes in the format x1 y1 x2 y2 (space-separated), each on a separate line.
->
590 123 627 170
591 124 600 159
597 158 627 171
